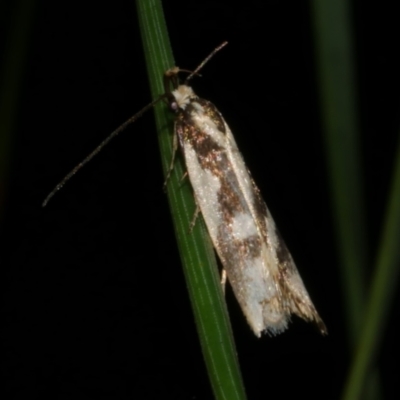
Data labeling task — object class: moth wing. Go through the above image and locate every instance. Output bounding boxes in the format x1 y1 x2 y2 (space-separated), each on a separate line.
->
223 119 327 335
177 97 325 336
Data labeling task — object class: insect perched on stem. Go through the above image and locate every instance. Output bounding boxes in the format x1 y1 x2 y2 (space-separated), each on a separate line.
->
43 42 326 337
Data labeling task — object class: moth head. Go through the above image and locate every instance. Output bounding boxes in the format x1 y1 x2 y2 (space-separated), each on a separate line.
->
170 85 195 111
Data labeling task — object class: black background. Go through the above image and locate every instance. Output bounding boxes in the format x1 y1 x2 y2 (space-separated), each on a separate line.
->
1 1 399 399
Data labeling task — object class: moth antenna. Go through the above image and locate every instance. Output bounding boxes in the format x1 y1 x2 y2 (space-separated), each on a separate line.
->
44 42 228 207
42 95 166 207
186 41 228 83
178 69 202 78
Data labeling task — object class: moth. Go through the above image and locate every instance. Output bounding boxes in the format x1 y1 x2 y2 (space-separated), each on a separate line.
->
43 42 326 337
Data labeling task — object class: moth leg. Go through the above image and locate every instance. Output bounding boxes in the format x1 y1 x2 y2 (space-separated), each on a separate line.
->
189 203 201 233
180 171 188 182
163 131 179 190
221 269 227 294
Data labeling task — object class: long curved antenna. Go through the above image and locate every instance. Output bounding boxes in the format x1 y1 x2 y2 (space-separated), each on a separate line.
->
186 41 228 82
43 42 228 207
42 95 166 207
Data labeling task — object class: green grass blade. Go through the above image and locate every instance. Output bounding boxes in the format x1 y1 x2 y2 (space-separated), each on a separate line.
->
312 0 400 400
0 0 35 221
342 134 400 399
135 1 247 399
310 0 367 343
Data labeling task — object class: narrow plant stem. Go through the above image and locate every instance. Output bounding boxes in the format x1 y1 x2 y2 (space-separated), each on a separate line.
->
0 0 35 222
342 132 400 399
135 1 247 399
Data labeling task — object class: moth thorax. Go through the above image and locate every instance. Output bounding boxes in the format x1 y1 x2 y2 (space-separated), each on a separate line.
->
171 85 195 110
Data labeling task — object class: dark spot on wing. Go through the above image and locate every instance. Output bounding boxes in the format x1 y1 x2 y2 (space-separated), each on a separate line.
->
241 235 262 259
176 97 249 223
274 227 296 274
198 99 226 133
